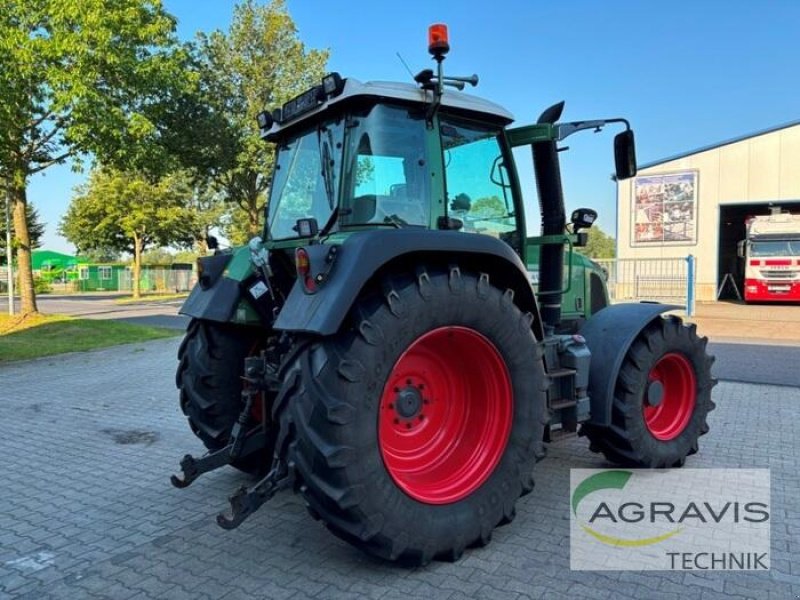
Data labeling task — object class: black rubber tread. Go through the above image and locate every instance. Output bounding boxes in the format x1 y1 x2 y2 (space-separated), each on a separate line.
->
581 315 717 468
279 267 548 565
176 318 270 473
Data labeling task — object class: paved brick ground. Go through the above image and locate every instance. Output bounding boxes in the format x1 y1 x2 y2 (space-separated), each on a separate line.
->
1 339 798 600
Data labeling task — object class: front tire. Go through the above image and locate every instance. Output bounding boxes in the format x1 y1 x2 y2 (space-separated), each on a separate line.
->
582 316 716 467
282 267 547 564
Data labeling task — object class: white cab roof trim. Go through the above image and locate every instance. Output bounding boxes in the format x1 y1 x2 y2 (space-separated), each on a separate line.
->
267 78 515 136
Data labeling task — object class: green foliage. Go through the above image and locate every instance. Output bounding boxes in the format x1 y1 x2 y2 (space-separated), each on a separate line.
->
60 167 196 297
33 275 51 294
186 0 329 238
0 0 189 178
60 168 197 255
0 198 45 261
470 196 506 218
141 248 176 265
575 225 616 259
0 0 189 312
220 203 254 247
78 248 121 263
173 250 201 264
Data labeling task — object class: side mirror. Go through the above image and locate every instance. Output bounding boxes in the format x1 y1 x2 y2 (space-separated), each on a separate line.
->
614 129 637 180
571 208 598 232
206 235 219 250
737 240 746 258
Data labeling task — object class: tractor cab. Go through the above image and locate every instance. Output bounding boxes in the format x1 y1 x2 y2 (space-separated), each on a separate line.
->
258 77 517 244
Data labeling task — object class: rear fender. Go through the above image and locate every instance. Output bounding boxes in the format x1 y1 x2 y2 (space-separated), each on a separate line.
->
579 302 680 426
274 229 542 338
179 249 263 324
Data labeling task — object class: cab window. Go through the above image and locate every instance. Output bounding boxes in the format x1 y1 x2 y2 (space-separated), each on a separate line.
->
343 104 430 227
440 118 517 237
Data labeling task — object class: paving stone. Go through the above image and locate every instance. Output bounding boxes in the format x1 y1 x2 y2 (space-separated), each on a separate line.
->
0 340 795 599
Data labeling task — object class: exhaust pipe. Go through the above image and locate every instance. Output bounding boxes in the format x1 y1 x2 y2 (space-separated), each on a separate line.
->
532 102 567 331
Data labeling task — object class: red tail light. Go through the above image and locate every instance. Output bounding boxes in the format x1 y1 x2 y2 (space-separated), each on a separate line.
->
749 260 761 266
295 248 317 292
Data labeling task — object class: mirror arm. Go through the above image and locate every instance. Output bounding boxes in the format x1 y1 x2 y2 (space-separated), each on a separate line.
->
556 118 631 142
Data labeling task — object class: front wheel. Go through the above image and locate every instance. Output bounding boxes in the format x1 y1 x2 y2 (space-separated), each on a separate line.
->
582 316 716 468
282 267 548 564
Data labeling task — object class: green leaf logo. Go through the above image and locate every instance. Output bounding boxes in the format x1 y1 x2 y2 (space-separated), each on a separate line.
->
572 470 682 547
572 470 633 516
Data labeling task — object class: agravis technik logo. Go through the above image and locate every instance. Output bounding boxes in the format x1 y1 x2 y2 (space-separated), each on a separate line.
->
569 469 770 571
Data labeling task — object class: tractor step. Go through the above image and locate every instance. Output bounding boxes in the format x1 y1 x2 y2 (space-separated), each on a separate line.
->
550 399 576 410
170 430 267 488
546 367 577 379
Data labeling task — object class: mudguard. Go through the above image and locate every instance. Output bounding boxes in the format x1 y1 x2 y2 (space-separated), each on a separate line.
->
579 302 680 427
274 228 541 337
179 253 243 323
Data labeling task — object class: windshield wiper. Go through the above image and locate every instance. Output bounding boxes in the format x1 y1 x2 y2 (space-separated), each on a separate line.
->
315 125 339 241
341 221 402 230
317 126 335 209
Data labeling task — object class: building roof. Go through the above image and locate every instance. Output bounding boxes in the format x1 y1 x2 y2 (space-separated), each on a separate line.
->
639 119 800 170
31 250 80 270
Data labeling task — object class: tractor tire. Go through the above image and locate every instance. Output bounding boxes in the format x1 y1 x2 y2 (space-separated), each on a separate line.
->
176 319 269 473
280 267 547 565
582 315 716 468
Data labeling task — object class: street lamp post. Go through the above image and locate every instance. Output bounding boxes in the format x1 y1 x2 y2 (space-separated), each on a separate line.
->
5 188 13 316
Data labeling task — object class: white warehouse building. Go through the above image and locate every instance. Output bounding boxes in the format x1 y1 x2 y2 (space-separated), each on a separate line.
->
616 120 800 302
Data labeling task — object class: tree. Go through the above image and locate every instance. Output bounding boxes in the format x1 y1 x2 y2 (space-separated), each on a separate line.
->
470 196 506 217
0 196 45 264
186 185 226 253
60 168 196 298
0 0 185 313
142 248 176 265
79 248 121 264
575 225 616 259
190 0 328 239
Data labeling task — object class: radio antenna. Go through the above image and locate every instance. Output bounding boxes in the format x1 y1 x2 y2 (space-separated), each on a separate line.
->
396 52 415 81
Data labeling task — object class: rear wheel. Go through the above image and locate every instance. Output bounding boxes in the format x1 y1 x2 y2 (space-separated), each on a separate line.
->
582 316 716 467
176 319 271 473
282 267 547 564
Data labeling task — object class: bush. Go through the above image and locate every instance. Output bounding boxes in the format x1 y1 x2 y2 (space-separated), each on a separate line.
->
33 276 52 294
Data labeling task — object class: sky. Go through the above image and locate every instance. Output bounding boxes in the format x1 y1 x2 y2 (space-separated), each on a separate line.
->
30 0 800 253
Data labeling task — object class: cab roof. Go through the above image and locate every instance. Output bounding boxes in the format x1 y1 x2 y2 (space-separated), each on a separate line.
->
265 78 515 140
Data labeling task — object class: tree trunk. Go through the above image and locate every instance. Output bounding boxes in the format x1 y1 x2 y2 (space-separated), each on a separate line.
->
247 196 260 238
10 181 38 314
132 234 142 299
197 225 209 255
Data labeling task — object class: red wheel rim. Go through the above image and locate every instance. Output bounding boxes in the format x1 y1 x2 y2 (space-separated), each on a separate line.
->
643 352 696 441
378 326 513 504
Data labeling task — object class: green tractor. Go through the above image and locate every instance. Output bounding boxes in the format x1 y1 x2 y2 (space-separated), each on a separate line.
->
172 25 715 564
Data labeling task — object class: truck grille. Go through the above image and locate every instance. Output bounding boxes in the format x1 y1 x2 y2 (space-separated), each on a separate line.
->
760 270 798 279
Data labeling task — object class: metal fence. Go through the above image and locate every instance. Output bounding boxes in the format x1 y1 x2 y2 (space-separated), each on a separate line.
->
0 266 10 293
594 257 690 307
117 267 195 293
